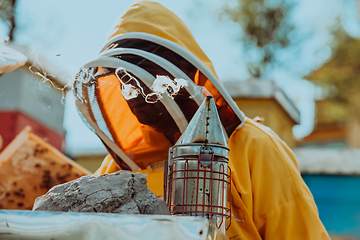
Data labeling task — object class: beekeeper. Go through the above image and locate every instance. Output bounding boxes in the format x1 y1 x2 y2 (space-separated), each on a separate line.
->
73 1 330 239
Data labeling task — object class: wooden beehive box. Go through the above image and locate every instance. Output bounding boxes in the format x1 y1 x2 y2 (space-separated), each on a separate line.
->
0 126 91 210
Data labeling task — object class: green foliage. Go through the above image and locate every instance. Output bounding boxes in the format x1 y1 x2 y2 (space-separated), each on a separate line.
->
0 0 13 20
307 27 360 120
0 0 17 41
221 0 295 78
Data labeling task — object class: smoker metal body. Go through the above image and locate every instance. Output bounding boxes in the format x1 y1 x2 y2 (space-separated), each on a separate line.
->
165 96 231 234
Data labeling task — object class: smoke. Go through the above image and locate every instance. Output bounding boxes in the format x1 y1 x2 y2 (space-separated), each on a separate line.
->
115 68 188 103
28 52 70 105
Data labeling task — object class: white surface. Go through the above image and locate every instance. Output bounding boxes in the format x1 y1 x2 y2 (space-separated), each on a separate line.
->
0 210 209 240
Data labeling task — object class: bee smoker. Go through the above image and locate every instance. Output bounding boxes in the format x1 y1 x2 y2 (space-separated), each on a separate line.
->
164 96 231 234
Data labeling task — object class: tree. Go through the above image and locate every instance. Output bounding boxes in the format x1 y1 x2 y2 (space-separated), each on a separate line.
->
221 0 295 78
0 0 17 41
306 27 360 123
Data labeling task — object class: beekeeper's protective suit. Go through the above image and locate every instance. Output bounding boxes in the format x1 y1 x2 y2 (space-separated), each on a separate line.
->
73 1 330 239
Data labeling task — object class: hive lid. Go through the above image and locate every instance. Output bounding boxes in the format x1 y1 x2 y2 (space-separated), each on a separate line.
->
176 96 228 147
0 44 27 74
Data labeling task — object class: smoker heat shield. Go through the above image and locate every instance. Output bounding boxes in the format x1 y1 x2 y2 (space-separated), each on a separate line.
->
73 32 245 171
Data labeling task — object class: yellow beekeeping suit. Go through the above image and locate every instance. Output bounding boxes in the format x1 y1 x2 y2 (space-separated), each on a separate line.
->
81 1 330 239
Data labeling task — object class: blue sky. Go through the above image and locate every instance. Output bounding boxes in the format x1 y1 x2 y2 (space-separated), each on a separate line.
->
1 0 358 154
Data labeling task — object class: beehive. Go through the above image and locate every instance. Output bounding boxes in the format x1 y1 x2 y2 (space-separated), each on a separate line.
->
0 126 91 210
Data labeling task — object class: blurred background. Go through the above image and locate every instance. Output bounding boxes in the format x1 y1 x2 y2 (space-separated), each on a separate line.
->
0 0 360 238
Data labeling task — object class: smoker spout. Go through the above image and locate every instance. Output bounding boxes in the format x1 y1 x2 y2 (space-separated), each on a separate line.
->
176 96 228 146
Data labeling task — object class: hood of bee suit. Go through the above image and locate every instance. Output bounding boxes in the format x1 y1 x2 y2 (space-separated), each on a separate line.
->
73 1 245 171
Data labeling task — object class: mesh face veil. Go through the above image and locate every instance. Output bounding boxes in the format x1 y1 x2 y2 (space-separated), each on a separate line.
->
73 3 245 170
73 32 245 171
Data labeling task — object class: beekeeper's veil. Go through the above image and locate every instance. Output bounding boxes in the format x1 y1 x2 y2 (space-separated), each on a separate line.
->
73 1 245 171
